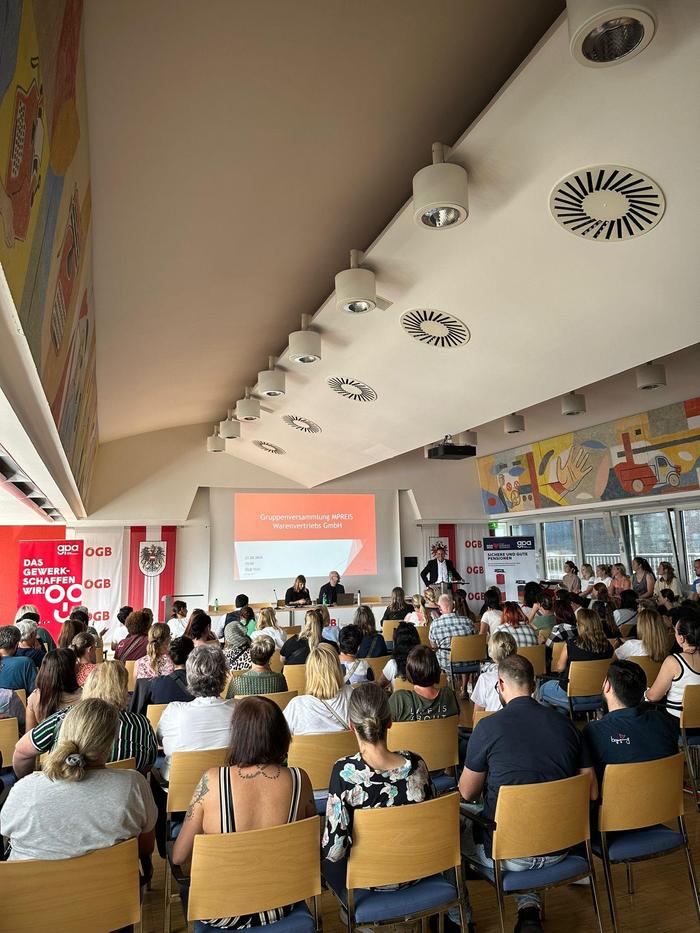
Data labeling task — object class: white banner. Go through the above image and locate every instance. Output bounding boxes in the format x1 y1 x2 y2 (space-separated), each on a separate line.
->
67 528 124 640
483 536 538 603
455 523 488 611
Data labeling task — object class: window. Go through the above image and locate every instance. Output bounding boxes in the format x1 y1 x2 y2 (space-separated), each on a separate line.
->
681 509 700 584
543 521 576 580
626 511 675 577
581 517 621 571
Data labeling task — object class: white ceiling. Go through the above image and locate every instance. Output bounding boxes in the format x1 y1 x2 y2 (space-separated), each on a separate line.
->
84 1 700 490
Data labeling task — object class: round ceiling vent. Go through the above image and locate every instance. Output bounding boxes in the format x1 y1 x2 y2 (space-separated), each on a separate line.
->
327 377 377 402
550 165 665 241
401 309 470 349
252 440 285 455
282 415 322 434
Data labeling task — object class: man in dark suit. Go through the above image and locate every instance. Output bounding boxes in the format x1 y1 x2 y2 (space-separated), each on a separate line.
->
421 546 463 587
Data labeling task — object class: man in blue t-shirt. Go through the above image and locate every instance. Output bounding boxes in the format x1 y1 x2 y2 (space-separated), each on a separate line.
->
583 659 678 782
0 625 36 693
459 654 596 933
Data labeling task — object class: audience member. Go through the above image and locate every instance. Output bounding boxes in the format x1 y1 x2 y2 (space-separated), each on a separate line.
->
223 621 253 671
404 593 431 626
172 695 315 927
613 589 639 628
57 616 86 649
644 613 700 723
0 626 37 694
130 636 195 715
459 654 596 933
615 608 672 662
562 560 581 593
110 605 133 649
25 648 81 731
631 556 656 600
579 563 596 597
353 605 387 657
377 622 421 687
389 645 458 721
609 563 632 602
114 610 150 661
430 594 476 696
499 601 538 647
526 593 556 631
590 598 622 642
471 631 517 713
423 587 440 620
479 590 504 636
317 604 338 644
167 599 189 637
71 631 97 686
252 607 286 650
185 610 219 647
2 699 156 861
337 625 374 684
583 660 678 782
157 645 234 780
14 660 158 776
14 606 55 652
238 605 256 636
283 644 353 735
280 609 323 664
593 564 613 590
223 593 250 627
14 619 45 668
539 608 613 710
538 591 577 651
380 586 412 622
691 559 700 601
654 561 682 600
135 622 174 679
227 635 288 697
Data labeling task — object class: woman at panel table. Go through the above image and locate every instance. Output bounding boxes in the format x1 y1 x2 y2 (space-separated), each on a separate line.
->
285 574 312 607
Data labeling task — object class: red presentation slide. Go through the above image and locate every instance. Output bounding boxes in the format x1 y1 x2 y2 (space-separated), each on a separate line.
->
234 493 376 580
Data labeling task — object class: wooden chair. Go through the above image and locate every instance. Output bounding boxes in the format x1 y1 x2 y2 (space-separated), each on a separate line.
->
465 773 603 933
288 731 357 795
257 690 297 710
124 659 137 692
448 634 487 687
0 837 141 932
417 626 432 645
163 747 230 932
627 654 662 686
566 659 611 718
618 622 636 638
471 709 495 729
14 689 26 707
285 625 302 636
188 816 322 930
106 757 137 770
95 646 104 663
325 793 467 931
147 703 168 732
392 673 447 691
364 655 391 681
517 644 546 676
387 716 459 792
382 618 401 646
594 753 699 932
0 718 19 769
282 664 307 696
551 641 565 670
680 684 700 812
269 650 283 672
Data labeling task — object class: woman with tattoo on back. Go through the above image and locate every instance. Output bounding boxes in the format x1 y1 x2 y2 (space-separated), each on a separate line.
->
172 695 316 928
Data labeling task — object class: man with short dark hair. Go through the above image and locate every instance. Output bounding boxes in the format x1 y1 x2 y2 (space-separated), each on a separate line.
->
224 594 249 626
421 546 463 590
0 625 36 693
583 659 678 782
458 654 596 933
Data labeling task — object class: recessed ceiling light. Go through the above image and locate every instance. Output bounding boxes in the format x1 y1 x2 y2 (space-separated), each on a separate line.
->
258 356 286 398
568 2 656 67
635 361 666 390
288 313 321 363
236 388 261 422
504 413 525 434
413 142 468 229
561 392 587 416
220 410 241 438
207 425 225 452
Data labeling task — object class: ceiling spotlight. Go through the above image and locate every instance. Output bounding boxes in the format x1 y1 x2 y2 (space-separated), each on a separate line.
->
413 142 468 229
454 430 478 447
258 356 286 397
220 409 241 439
636 361 666 390
568 1 656 66
207 425 225 453
236 387 261 422
504 413 525 434
336 249 376 314
288 313 321 364
561 392 587 416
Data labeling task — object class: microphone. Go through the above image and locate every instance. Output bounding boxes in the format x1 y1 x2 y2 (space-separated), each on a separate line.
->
273 588 278 605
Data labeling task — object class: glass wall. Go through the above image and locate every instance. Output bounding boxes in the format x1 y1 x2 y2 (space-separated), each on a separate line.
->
581 516 621 570
542 521 576 580
626 511 674 576
681 509 700 583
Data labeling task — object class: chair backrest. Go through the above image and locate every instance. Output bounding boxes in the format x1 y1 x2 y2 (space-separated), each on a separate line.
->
387 716 459 771
392 673 448 691
619 622 635 638
364 655 391 681
146 703 168 732
188 816 321 921
472 709 495 729
167 748 230 812
106 757 137 770
95 647 104 663
417 626 431 645
286 625 302 636
124 659 136 692
269 650 283 672
0 717 19 765
681 684 700 730
257 690 297 710
517 644 546 676
566 659 611 698
288 731 357 789
450 633 487 664
282 664 307 695
14 688 27 707
599 753 685 832
551 641 565 669
382 619 401 644
0 837 140 932
347 792 460 889
492 773 590 861
627 655 662 687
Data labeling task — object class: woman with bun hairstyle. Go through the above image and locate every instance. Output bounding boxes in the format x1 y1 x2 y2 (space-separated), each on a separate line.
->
562 561 581 594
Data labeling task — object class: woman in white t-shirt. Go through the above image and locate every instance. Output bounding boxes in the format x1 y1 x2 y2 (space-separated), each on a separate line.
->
593 564 613 591
284 644 353 735
0 697 156 861
470 631 517 712
479 591 504 636
615 609 672 663
166 600 188 638
251 607 287 650
579 564 596 597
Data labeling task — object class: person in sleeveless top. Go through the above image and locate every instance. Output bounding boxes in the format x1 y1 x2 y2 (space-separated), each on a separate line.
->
645 612 700 728
631 557 656 600
173 695 315 928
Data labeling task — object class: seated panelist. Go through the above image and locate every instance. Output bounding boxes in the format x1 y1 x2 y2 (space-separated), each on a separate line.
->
318 570 345 605
285 574 312 606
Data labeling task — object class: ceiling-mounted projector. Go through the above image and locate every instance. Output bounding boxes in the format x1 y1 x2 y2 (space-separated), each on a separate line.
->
426 435 477 461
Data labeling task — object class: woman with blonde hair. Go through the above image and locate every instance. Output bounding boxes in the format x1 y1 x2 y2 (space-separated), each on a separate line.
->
13 660 158 777
253 606 286 649
283 644 353 735
654 561 683 600
404 594 430 626
471 631 518 712
135 622 174 679
1 698 156 861
280 608 326 665
539 608 614 710
615 608 672 663
71 631 97 687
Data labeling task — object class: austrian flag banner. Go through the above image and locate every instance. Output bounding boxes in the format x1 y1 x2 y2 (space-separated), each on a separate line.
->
18 540 84 642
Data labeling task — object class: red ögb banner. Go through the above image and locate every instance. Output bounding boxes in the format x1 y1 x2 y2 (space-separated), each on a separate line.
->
18 540 84 642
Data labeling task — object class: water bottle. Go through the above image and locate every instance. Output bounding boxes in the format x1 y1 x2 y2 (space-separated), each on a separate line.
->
214 598 219 612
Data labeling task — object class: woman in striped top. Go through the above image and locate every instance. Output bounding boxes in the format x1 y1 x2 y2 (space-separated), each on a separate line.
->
13 660 157 777
172 695 315 928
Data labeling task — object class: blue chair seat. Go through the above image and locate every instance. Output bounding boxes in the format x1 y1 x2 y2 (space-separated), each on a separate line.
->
432 773 457 794
450 662 480 674
680 734 700 747
570 695 603 711
194 900 316 933
592 825 683 862
468 854 588 891
315 795 327 816
323 865 457 924
0 770 18 789
169 819 184 840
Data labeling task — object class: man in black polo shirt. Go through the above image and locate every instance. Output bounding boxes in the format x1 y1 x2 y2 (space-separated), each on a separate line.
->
458 654 596 933
582 659 678 782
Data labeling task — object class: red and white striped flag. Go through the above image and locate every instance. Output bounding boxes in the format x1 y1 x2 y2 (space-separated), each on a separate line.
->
127 526 177 621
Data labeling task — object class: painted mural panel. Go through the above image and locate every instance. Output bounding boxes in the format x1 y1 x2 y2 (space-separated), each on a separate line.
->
0 0 97 502
477 398 700 515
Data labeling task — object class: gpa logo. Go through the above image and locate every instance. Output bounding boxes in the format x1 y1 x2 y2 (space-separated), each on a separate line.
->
57 543 80 555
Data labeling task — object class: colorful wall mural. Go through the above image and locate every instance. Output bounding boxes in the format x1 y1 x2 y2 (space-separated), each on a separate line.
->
0 0 97 502
478 398 700 515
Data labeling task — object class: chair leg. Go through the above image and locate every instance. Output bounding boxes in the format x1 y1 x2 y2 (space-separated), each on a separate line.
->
494 862 507 933
625 862 634 896
685 741 700 812
587 842 605 933
600 835 619 933
163 860 172 933
346 890 355 933
680 816 700 921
